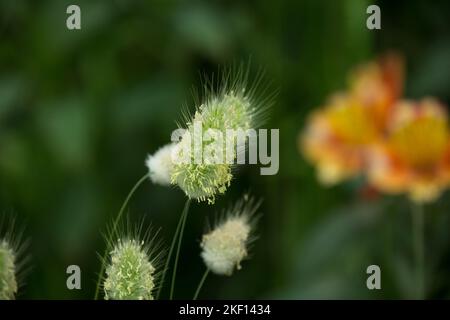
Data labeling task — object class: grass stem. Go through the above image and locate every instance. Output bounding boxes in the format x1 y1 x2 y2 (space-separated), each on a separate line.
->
193 269 210 300
412 203 425 300
94 173 149 300
169 199 191 300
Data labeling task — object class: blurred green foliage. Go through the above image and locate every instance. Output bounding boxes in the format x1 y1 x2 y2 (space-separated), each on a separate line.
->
0 0 449 299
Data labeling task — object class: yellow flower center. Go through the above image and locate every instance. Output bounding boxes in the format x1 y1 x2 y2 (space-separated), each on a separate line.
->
390 116 448 169
327 103 378 145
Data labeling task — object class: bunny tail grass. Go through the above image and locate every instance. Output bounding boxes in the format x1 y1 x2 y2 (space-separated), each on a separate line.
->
94 173 149 300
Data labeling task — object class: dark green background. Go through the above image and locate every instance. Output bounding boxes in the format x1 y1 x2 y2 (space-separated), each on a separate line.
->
0 0 450 299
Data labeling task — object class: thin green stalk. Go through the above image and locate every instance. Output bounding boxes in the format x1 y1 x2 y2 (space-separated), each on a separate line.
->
193 269 210 300
169 198 191 300
412 203 425 300
156 198 190 299
94 173 149 300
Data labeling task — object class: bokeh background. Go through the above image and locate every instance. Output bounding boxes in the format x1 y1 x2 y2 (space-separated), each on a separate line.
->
1 0 450 299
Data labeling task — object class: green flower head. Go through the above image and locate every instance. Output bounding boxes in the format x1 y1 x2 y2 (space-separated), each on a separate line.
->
0 240 17 300
0 218 29 301
172 65 274 204
104 238 156 300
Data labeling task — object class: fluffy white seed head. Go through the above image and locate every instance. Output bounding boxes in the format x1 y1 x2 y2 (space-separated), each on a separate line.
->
201 217 250 276
146 143 176 186
0 240 17 300
104 238 156 300
200 196 261 275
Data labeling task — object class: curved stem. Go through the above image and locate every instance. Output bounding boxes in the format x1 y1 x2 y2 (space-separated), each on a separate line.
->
156 198 190 299
412 203 425 300
94 173 149 300
169 199 191 300
193 269 210 300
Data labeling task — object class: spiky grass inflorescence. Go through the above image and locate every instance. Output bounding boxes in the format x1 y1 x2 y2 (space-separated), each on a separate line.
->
0 240 17 300
94 174 150 299
104 238 155 300
102 222 164 300
171 64 275 204
145 143 177 186
200 195 261 276
0 216 30 300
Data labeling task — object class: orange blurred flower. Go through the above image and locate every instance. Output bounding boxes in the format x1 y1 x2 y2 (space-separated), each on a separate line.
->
367 99 450 203
349 53 404 130
301 54 404 185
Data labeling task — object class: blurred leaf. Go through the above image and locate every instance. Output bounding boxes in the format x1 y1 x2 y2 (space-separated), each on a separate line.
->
36 97 93 171
111 76 183 134
172 5 233 58
409 41 450 99
278 201 385 299
0 75 26 120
